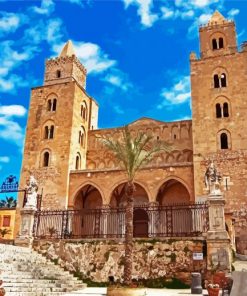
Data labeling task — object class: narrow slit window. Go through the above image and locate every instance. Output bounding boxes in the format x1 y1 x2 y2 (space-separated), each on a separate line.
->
44 126 49 139
43 152 50 167
221 73 227 87
214 75 220 88
216 103 221 118
219 38 224 49
47 100 52 111
223 103 229 117
52 99 57 111
56 70 61 78
50 126 54 139
220 133 228 149
212 39 218 50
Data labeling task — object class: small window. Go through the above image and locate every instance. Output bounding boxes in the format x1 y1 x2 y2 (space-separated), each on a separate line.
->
219 38 224 49
214 75 220 88
223 103 229 117
75 154 81 170
43 152 50 167
56 70 61 78
52 99 57 111
50 125 54 139
173 134 176 139
44 126 49 139
3 216 11 227
221 73 227 87
216 103 221 118
47 100 52 111
220 133 228 149
212 39 218 50
78 131 81 144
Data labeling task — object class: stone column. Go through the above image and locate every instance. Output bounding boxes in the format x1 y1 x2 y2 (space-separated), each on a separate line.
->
15 207 36 248
206 192 232 271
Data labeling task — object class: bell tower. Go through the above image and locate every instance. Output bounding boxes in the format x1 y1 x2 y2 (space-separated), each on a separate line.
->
18 40 99 210
191 11 247 210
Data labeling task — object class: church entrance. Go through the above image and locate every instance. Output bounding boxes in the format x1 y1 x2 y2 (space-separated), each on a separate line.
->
133 208 149 238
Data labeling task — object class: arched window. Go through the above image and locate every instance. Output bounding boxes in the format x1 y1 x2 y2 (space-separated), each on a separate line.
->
214 75 220 88
220 133 228 149
50 125 54 139
52 99 57 111
219 37 224 49
44 125 54 139
78 131 81 144
56 70 61 78
44 126 49 139
223 103 229 117
75 153 81 170
47 98 57 112
47 100 52 111
212 39 217 50
81 102 87 121
216 103 221 118
221 73 227 87
43 152 50 167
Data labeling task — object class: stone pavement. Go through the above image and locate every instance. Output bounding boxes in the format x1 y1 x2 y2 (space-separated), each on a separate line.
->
63 287 210 296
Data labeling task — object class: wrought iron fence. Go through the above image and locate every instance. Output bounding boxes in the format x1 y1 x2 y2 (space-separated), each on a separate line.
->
33 203 209 239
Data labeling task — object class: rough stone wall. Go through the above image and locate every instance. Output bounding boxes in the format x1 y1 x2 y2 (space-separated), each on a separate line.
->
33 239 206 283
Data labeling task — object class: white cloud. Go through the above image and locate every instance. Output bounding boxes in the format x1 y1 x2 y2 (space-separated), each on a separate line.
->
123 0 158 28
158 76 191 109
187 12 212 37
0 74 28 93
0 116 25 147
103 69 133 91
0 105 27 148
0 156 10 163
32 0 55 15
0 12 26 35
0 105 27 117
228 8 240 17
161 7 175 20
53 41 116 74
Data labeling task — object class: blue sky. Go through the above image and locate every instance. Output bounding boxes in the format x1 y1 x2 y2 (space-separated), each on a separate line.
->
0 0 246 184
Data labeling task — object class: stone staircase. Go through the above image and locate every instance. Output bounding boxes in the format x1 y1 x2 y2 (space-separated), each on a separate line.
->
0 243 87 296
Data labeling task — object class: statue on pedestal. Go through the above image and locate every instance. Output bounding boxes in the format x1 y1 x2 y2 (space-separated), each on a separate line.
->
204 162 222 195
24 175 38 209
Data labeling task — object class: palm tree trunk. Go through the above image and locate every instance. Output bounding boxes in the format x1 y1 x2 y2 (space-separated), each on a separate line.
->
123 181 134 285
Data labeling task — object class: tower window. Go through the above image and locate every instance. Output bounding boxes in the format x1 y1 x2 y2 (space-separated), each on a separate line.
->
75 153 81 170
56 70 61 78
44 125 54 139
47 98 57 112
219 37 224 49
43 152 50 167
214 75 220 88
81 102 87 121
216 103 221 118
223 103 229 117
47 100 52 111
52 99 57 111
221 73 227 87
220 133 228 149
212 39 217 50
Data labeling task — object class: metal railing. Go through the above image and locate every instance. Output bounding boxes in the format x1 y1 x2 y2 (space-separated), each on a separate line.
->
33 203 209 239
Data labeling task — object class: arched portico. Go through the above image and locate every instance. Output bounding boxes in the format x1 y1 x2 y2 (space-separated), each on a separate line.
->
156 178 190 205
110 182 149 207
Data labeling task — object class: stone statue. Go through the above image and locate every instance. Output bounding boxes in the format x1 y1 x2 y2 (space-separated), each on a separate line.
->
204 162 222 195
24 175 38 209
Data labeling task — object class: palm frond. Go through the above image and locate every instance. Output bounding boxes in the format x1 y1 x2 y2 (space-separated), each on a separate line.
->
96 125 172 181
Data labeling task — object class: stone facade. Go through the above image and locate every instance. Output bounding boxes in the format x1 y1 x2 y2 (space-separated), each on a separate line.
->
17 12 247 253
33 239 205 283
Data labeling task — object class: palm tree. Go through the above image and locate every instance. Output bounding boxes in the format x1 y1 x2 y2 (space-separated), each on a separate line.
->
0 196 17 208
98 125 172 285
0 228 11 238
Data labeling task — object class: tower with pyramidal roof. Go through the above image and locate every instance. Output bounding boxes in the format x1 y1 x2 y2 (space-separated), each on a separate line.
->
18 41 99 210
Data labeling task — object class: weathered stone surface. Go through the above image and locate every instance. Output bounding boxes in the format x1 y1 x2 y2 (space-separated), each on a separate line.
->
33 239 206 283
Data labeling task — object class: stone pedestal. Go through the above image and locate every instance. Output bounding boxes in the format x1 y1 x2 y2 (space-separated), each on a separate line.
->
15 207 36 248
206 192 231 271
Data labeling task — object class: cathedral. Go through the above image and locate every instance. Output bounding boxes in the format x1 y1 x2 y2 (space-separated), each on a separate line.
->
17 11 247 254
